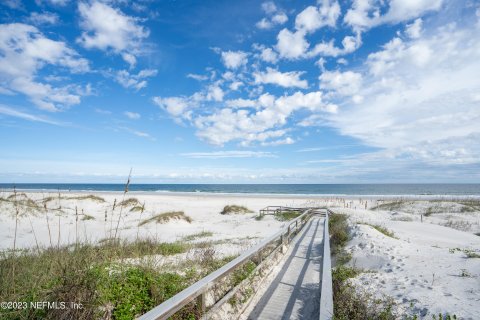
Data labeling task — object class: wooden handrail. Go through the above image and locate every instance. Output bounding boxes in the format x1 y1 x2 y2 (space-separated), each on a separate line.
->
139 209 313 320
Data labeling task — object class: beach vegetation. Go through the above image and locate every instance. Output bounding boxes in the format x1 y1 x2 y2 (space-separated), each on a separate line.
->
361 223 397 239
443 219 471 231
274 209 302 221
183 231 214 242
130 205 144 212
139 211 192 226
371 200 407 211
68 194 105 202
329 213 397 320
118 197 141 207
254 214 265 221
431 314 457 320
220 205 254 215
0 237 238 320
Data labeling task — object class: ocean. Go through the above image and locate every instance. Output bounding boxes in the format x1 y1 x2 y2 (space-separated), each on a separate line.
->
1 183 479 196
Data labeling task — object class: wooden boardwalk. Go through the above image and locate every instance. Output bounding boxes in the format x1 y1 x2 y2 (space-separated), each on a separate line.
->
246 216 325 320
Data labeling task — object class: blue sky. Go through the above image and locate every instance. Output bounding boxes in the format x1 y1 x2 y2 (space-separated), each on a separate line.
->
0 0 479 183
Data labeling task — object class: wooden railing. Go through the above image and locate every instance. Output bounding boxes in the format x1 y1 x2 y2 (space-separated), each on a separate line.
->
138 209 313 320
319 211 334 320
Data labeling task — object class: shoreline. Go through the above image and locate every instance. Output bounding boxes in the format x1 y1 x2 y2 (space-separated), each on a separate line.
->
6 188 480 200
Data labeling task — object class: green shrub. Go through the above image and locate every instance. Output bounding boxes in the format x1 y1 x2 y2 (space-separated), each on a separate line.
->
220 205 253 215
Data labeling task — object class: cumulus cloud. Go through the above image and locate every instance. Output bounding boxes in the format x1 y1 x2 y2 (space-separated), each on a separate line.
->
405 18 423 39
309 33 362 57
114 69 157 91
276 29 309 59
221 50 248 69
344 0 443 32
295 1 341 33
319 70 362 96
194 91 334 146
256 1 288 30
152 96 191 118
77 1 149 67
254 67 308 88
0 23 89 111
324 22 480 165
259 47 278 63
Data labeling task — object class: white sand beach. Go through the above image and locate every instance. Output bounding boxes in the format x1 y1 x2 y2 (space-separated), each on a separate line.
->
1 191 479 319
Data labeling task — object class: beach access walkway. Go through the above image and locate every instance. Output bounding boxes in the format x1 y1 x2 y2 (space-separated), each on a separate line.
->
247 216 325 320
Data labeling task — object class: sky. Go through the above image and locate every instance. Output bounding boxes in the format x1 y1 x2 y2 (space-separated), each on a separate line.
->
0 0 479 183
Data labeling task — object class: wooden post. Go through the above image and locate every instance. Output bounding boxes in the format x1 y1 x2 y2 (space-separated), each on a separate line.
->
197 292 206 318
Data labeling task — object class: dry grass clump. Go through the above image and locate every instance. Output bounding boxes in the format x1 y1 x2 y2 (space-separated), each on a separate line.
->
82 214 95 221
118 197 141 207
183 231 214 242
443 219 472 231
139 211 192 226
220 205 253 215
361 223 397 239
67 195 105 202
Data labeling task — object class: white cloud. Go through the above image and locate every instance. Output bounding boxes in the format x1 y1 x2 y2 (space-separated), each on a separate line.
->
0 23 89 111
115 69 157 90
229 81 243 91
36 0 69 6
272 13 288 24
187 73 208 81
194 91 334 146
344 0 443 32
206 85 224 102
295 1 341 33
405 18 423 39
77 1 148 67
119 126 155 140
27 12 59 25
254 67 308 88
276 29 309 59
319 70 362 96
221 51 248 69
181 150 276 159
262 1 277 15
256 1 288 30
324 22 480 165
256 18 273 30
152 96 190 117
309 33 362 57
260 47 278 63
2 0 22 9
124 111 140 119
226 98 256 108
0 104 63 125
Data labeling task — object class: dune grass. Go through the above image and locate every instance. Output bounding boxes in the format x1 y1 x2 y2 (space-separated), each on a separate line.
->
274 209 302 221
118 197 141 207
183 231 214 242
67 195 105 202
82 214 95 221
329 213 396 319
0 238 232 320
139 211 192 226
361 223 397 239
220 205 253 215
